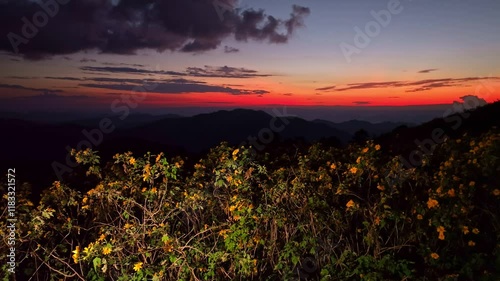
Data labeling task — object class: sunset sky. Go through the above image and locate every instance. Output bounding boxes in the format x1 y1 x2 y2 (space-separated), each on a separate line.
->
0 0 499 114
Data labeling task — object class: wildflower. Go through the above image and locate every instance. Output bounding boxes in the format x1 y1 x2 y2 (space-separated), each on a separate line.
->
376 184 385 191
427 198 439 209
431 253 439 259
468 240 476 246
83 243 94 256
350 167 358 174
102 244 112 255
437 226 446 240
356 157 361 164
472 228 480 234
374 216 380 225
82 197 88 204
330 163 337 170
493 189 500 196
129 157 136 165
72 246 80 263
155 154 162 163
375 144 381 150
133 262 143 272
469 181 475 187
362 147 369 153
346 200 355 208
98 234 106 242
232 149 239 160
447 188 456 197
417 214 423 220
463 226 470 235
124 223 133 229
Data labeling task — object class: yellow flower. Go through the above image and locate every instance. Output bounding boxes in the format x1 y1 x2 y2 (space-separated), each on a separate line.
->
472 228 480 234
133 262 143 272
82 197 88 204
350 167 358 174
375 144 381 151
447 188 456 197
346 200 355 208
469 181 475 187
72 246 80 263
493 189 500 196
124 223 133 229
468 240 476 246
98 234 106 241
417 214 423 220
232 149 239 156
102 244 112 255
437 226 446 240
427 198 439 209
330 163 337 170
356 157 361 164
83 243 94 255
463 226 470 235
376 184 385 191
430 253 439 259
155 153 162 163
129 157 136 165
362 147 369 153
229 205 236 212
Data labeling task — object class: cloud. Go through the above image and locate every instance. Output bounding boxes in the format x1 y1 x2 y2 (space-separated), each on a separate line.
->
352 101 371 105
418 68 438 74
102 62 146 67
80 58 97 63
224 46 239 53
331 77 500 92
0 83 64 93
452 95 487 111
283 93 293 96
315 85 336 91
0 1 310 60
80 65 272 78
79 82 269 95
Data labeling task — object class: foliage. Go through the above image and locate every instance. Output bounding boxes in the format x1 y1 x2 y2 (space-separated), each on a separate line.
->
1 129 499 280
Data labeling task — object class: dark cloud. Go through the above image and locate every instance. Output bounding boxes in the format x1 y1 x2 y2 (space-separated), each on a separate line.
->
315 85 336 91
0 83 63 93
63 56 72 61
418 68 438 74
331 77 500 92
80 58 97 63
80 82 269 95
283 93 293 96
45 76 83 81
224 46 239 53
352 101 371 105
0 0 310 60
102 62 146 67
80 65 272 78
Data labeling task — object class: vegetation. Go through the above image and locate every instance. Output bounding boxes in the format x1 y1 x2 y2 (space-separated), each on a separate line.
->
1 128 499 280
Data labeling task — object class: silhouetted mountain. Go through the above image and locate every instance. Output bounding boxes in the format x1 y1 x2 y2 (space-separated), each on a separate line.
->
64 113 182 129
376 101 500 160
124 109 352 153
313 119 414 137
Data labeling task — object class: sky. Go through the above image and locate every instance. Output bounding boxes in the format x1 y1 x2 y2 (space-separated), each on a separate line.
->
0 0 499 118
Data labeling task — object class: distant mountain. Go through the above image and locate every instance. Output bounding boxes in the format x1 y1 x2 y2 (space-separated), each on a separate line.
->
64 113 182 129
376 101 500 158
124 109 352 153
313 119 414 137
